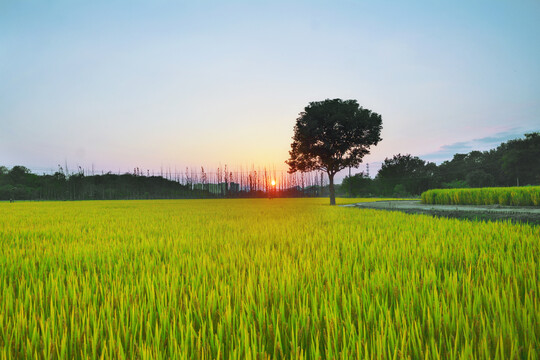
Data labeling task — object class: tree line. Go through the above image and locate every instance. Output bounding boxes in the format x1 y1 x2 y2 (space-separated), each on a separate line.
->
2 132 538 201
341 132 540 197
0 165 328 201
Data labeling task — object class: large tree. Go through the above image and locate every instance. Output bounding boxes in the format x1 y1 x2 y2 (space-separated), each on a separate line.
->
286 99 382 205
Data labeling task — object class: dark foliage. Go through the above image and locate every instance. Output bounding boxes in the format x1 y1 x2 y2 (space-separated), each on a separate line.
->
341 132 540 197
0 170 211 201
376 154 438 196
0 169 323 201
341 172 374 197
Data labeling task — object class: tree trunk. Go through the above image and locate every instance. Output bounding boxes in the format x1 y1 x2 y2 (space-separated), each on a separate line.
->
328 172 336 205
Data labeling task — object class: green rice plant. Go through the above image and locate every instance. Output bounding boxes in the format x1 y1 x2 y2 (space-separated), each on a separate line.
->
422 186 540 206
0 199 538 358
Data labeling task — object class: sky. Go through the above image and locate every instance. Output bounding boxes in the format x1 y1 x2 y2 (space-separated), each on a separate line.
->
1 0 539 180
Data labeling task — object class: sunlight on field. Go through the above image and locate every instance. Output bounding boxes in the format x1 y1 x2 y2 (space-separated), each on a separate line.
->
0 199 538 358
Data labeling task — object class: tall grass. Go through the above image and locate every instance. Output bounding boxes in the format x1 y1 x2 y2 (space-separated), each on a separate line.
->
422 186 540 206
0 199 538 358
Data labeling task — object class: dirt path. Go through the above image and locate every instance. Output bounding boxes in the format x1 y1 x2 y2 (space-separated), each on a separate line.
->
343 200 540 225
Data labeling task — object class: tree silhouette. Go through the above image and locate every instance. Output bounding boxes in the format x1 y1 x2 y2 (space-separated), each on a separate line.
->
286 99 382 205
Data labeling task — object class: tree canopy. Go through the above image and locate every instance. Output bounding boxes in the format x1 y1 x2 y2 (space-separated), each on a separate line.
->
286 99 382 205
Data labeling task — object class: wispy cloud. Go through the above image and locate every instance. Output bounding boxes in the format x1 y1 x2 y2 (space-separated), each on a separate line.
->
421 128 539 163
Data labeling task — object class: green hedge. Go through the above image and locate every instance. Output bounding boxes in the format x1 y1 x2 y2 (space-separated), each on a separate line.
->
421 186 540 206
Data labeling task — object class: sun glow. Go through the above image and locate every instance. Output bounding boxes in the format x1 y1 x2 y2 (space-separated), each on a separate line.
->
271 180 276 186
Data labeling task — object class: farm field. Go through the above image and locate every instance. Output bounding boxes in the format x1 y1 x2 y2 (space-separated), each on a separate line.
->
0 199 539 359
422 186 540 207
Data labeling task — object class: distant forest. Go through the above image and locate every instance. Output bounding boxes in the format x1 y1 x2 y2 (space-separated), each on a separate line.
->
342 132 540 197
1 132 538 200
0 165 327 201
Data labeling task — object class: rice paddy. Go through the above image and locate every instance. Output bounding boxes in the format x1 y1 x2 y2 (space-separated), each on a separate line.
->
0 199 538 359
422 186 540 206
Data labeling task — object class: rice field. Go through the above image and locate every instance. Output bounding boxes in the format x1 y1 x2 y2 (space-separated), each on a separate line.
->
0 198 538 359
422 186 540 206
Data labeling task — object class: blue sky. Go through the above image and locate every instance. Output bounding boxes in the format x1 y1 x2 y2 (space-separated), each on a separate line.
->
1 0 539 179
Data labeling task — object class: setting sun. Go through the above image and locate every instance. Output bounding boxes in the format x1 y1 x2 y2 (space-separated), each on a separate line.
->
271 180 276 186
